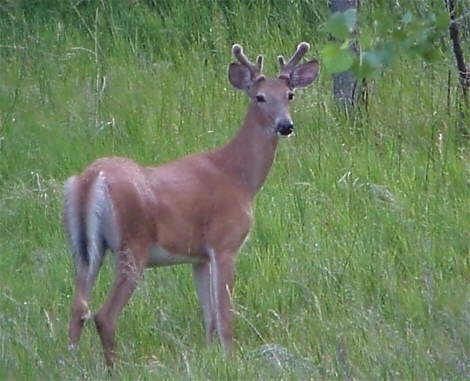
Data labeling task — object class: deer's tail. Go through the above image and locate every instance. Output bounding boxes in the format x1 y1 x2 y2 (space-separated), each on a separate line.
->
64 172 119 284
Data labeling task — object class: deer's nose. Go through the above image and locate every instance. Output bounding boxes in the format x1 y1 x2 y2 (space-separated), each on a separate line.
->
276 120 294 136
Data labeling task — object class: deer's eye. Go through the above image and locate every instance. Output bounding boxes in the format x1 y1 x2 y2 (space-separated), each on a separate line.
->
256 94 266 103
288 92 294 101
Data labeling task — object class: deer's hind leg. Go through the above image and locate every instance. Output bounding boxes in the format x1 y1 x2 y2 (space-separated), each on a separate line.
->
65 175 107 348
94 246 146 366
69 267 91 348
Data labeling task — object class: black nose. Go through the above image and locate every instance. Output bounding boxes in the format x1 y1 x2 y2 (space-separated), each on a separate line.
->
276 121 294 136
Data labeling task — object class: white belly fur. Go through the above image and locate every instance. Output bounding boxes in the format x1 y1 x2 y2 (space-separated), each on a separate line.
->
148 244 203 267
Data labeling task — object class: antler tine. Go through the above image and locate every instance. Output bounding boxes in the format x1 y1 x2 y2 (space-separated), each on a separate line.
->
256 55 264 73
278 42 310 77
232 44 263 79
287 42 310 67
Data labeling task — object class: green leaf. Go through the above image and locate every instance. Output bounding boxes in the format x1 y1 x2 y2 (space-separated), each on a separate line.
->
351 46 395 80
358 30 373 49
325 9 357 40
342 8 357 30
402 11 413 24
391 27 407 43
363 51 382 69
321 43 355 73
421 46 439 62
435 11 450 31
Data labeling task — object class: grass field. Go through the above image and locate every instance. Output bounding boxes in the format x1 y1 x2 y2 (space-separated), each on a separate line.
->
0 1 469 379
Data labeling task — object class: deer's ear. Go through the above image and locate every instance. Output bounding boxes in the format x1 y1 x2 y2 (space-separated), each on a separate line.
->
289 60 319 88
229 62 253 91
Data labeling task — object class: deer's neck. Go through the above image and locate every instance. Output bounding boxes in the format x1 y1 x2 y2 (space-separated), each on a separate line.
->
211 104 279 197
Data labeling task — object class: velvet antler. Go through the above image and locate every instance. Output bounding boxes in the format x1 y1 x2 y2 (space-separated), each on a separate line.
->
278 42 310 80
232 44 264 81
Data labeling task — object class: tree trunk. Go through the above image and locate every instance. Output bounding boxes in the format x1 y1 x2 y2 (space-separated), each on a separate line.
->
329 0 360 109
444 0 469 105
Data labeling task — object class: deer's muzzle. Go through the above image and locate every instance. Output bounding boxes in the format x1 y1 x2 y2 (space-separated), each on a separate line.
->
276 120 294 136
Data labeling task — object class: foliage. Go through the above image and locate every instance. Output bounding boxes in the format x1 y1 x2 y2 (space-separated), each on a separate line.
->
322 8 452 78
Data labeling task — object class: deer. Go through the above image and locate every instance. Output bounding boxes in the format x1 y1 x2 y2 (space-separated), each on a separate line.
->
64 42 319 366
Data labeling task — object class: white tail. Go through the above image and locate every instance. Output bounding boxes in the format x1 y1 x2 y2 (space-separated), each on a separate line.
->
64 43 319 366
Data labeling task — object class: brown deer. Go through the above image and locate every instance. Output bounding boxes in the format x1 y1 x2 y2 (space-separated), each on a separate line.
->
64 42 319 366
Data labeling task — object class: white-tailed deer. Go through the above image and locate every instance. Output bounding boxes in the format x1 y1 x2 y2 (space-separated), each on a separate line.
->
64 42 319 366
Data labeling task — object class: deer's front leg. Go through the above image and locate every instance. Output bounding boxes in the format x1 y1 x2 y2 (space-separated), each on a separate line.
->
208 248 235 355
193 262 216 343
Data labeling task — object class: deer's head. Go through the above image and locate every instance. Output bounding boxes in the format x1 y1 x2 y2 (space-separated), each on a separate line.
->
228 42 319 137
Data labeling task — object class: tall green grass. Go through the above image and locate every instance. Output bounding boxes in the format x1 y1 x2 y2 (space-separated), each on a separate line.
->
0 1 468 379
